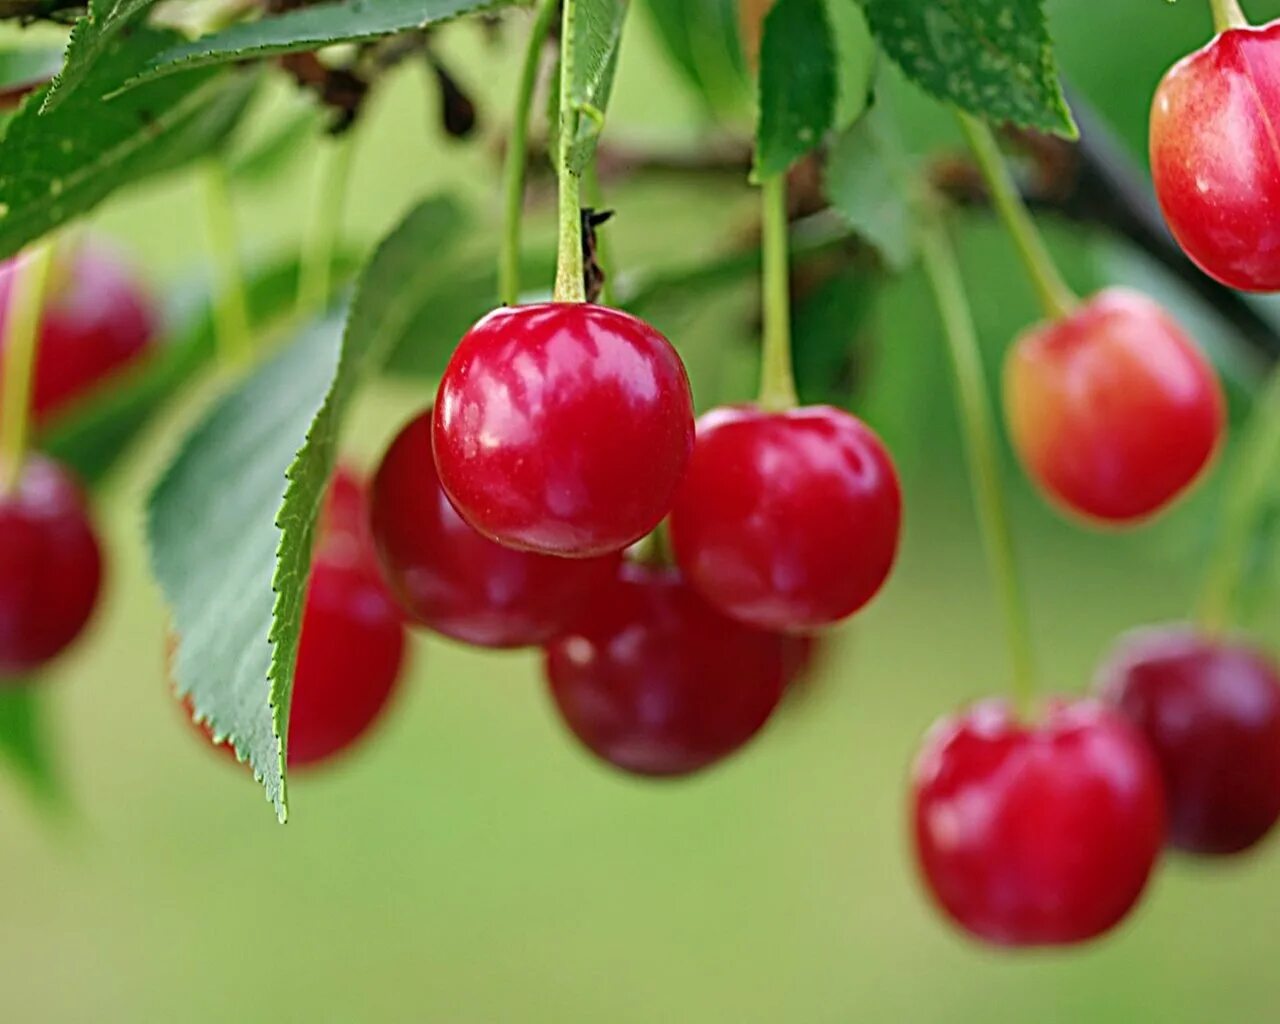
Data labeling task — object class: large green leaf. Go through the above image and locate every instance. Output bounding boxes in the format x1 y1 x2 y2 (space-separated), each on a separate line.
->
0 686 61 803
825 106 914 271
755 0 836 177
561 0 629 174
125 0 517 89
0 26 258 260
147 197 465 820
858 0 1075 137
42 0 158 111
641 0 747 116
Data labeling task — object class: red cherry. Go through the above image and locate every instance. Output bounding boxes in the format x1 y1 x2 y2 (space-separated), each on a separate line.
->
433 304 695 558
912 698 1165 946
1150 21 1280 292
669 405 901 631
370 409 619 648
0 456 103 676
544 561 786 777
0 242 157 425
1096 625 1280 856
1004 288 1224 523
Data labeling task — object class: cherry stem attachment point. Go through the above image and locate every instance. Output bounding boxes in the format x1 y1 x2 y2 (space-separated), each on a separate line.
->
917 198 1038 711
501 0 557 307
956 112 1077 323
553 0 587 304
0 242 53 494
298 131 355 318
1198 365 1280 632
201 160 252 369
1210 0 1249 32
757 173 798 412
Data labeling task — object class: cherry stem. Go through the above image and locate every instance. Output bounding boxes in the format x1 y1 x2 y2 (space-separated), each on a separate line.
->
553 0 587 304
298 131 355 317
956 112 1077 323
201 160 252 369
500 0 557 306
0 242 53 494
757 173 798 412
1210 0 1249 32
1198 366 1280 632
917 198 1038 711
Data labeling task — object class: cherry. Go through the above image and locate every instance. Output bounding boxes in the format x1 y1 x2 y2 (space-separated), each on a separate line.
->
371 409 619 648
668 405 901 631
0 456 103 677
0 242 157 425
1096 625 1280 856
1004 288 1224 523
1150 21 1280 292
912 698 1165 946
544 561 786 777
433 303 695 558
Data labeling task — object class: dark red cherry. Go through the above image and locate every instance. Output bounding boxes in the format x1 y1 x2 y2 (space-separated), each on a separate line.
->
1096 625 1280 856
669 405 901 631
370 409 619 648
0 456 103 676
433 303 695 558
912 698 1165 946
0 242 157 425
1004 288 1224 523
544 561 786 777
1151 21 1280 292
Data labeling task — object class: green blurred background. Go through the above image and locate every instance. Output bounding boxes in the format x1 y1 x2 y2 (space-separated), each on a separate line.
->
4 2 1280 1020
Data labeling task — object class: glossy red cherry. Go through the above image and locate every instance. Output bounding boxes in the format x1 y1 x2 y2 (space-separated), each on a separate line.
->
0 242 157 424
1151 21 1280 292
1096 625 1280 856
371 409 619 648
433 303 695 558
912 698 1165 946
669 405 901 631
544 561 786 777
0 456 103 677
1004 288 1224 523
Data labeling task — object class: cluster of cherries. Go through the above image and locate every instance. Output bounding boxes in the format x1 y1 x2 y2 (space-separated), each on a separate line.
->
915 11 1280 948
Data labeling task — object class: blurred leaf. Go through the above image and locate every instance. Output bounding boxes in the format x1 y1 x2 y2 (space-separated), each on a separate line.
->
755 0 836 176
792 263 878 405
825 106 914 270
0 686 62 804
41 0 157 110
125 0 518 89
824 0 873 130
148 197 465 820
0 27 259 261
562 0 628 174
44 251 359 486
227 104 323 185
860 0 1076 137
0 46 64 94
641 0 747 116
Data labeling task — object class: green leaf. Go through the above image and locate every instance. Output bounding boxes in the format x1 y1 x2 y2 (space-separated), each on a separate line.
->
562 0 629 174
147 197 465 820
125 0 517 89
42 0 158 111
0 46 64 93
792 263 878 406
824 0 873 130
641 0 747 116
0 27 258 261
825 106 914 270
0 686 62 803
859 0 1075 137
755 0 836 177
227 104 324 186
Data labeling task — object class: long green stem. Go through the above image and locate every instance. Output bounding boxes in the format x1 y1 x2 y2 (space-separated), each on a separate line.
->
201 160 252 368
553 0 586 304
1210 0 1249 32
1199 367 1280 631
501 0 558 306
917 202 1037 709
757 173 798 411
956 112 1077 322
298 132 355 317
0 243 53 493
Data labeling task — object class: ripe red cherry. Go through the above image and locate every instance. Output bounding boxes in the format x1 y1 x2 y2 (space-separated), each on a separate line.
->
0 242 157 424
544 561 786 777
912 698 1165 946
1004 288 1224 523
433 304 695 558
668 405 901 631
1150 21 1280 292
0 456 103 676
371 409 619 648
1096 625 1280 856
